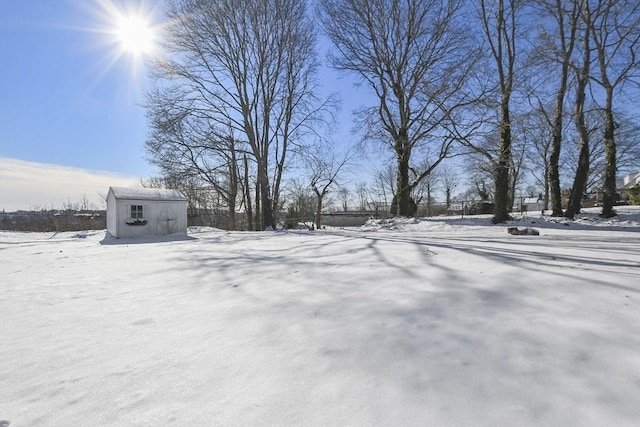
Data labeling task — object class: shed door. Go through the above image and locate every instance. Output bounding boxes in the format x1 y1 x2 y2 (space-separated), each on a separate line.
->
158 205 177 235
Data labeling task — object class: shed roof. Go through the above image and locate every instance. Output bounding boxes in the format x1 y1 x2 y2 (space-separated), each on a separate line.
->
109 187 187 201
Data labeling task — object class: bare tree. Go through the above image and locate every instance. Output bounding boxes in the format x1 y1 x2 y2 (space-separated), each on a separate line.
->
306 144 354 228
242 155 254 230
478 0 523 223
533 0 581 216
465 114 528 209
465 134 498 201
410 160 439 216
567 111 640 194
355 182 370 212
145 90 242 229
589 0 640 217
371 163 396 209
284 179 316 228
565 2 592 219
509 116 529 204
613 115 640 179
151 0 330 230
319 0 479 217
520 105 555 210
337 187 350 212
439 164 459 210
561 106 599 194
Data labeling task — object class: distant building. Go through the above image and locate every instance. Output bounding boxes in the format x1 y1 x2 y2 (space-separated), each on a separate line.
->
618 172 640 204
106 187 188 239
513 197 544 213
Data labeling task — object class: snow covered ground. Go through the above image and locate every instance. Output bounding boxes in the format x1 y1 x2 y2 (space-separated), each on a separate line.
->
1 207 639 426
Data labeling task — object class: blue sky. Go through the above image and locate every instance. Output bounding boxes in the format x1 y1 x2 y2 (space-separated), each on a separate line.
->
0 0 368 211
0 0 160 175
0 0 168 210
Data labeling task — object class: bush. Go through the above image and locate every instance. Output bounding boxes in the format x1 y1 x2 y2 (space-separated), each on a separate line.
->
628 184 640 205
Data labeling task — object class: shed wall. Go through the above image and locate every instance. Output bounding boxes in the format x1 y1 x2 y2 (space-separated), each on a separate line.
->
106 191 118 237
109 199 187 238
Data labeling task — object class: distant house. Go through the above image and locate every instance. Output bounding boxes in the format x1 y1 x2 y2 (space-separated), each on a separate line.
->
619 172 640 203
106 187 188 239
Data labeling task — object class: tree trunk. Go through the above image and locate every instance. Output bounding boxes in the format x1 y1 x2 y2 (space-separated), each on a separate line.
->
509 167 517 213
259 167 275 229
255 181 261 231
565 142 589 219
543 163 550 211
601 87 617 218
227 147 238 231
565 14 590 220
393 132 413 217
548 0 578 217
244 155 253 231
227 192 236 230
315 193 323 229
493 103 512 224
565 78 590 219
549 95 566 216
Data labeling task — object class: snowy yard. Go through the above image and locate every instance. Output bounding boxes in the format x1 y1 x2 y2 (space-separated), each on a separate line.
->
1 207 639 426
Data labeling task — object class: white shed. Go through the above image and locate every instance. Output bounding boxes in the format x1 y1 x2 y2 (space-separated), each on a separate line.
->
106 187 188 239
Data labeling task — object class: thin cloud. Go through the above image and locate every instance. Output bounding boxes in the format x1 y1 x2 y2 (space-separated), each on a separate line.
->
0 157 140 211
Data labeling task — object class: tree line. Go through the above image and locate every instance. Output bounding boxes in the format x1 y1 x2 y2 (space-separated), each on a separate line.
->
144 0 639 229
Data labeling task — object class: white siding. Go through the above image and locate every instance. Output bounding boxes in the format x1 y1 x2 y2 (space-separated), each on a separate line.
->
106 187 188 238
106 189 118 237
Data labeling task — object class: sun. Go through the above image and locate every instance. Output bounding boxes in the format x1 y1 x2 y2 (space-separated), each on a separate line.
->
68 0 163 82
115 14 155 56
81 0 162 77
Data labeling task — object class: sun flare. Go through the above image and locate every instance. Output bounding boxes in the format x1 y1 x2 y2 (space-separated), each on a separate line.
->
115 14 154 56
85 0 161 77
73 0 162 81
